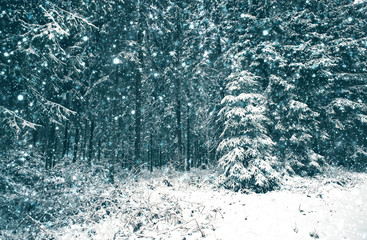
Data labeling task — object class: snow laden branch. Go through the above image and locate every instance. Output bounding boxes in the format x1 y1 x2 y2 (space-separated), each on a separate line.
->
116 49 140 64
0 106 41 134
32 90 77 124
53 5 98 30
83 75 111 97
19 3 97 56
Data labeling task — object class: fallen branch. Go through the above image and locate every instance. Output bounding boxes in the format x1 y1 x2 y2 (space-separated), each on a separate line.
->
214 208 224 219
194 219 205 237
15 215 53 237
26 215 49 234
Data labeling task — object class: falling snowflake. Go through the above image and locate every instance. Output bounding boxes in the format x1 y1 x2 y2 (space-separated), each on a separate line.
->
17 95 24 101
113 58 120 64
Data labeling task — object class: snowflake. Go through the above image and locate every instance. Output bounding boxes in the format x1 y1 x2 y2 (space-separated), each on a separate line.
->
17 94 24 101
113 58 120 64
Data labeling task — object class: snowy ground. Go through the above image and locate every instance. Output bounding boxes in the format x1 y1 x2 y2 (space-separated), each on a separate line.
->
49 167 367 240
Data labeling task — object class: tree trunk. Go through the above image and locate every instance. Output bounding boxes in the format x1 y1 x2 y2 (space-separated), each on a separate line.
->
197 138 201 168
186 107 190 172
134 3 143 166
52 134 57 168
134 69 142 166
32 129 38 147
62 121 69 157
174 5 183 168
192 136 198 168
82 119 88 161
45 123 56 169
73 127 79 163
159 144 163 168
149 134 153 172
122 153 126 169
98 139 101 162
88 120 95 165
108 163 115 184
176 98 182 161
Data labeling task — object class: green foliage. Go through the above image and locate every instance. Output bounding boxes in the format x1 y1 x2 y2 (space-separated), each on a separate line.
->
218 71 280 193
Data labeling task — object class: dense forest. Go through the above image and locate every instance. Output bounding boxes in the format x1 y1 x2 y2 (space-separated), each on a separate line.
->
1 0 367 238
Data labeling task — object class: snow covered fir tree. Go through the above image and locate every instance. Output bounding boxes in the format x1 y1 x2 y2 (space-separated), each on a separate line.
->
1 0 367 239
217 70 280 192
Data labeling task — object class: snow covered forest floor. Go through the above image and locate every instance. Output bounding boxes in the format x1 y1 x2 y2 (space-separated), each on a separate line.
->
2 167 366 240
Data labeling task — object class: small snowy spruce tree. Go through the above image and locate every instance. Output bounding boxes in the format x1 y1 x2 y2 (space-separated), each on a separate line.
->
217 71 280 193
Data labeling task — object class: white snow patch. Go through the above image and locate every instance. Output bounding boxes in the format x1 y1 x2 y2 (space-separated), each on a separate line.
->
55 168 367 240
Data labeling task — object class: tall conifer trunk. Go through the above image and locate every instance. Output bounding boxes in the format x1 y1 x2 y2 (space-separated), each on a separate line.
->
134 3 143 166
88 120 95 165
